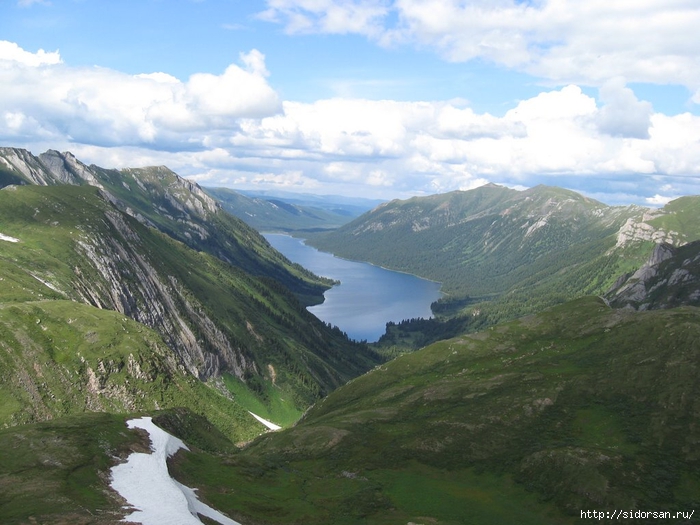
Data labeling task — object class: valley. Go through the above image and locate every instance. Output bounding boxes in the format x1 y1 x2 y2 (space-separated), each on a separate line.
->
1 148 699 524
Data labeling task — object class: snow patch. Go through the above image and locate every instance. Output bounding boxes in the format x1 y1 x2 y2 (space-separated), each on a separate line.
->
30 273 61 293
110 416 240 525
0 233 19 243
248 411 281 431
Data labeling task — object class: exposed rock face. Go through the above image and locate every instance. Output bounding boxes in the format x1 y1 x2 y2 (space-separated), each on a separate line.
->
0 147 56 185
38 150 105 187
614 214 679 248
606 240 700 310
71 203 250 380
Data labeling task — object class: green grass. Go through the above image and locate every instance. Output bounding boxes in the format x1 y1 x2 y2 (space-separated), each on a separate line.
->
0 183 380 433
0 412 142 524
0 298 263 442
165 297 700 523
222 373 302 427
374 464 572 525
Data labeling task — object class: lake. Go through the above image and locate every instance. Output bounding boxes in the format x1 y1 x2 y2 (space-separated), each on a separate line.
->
264 233 442 342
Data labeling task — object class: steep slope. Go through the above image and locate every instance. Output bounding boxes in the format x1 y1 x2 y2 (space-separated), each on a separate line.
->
0 183 380 429
606 240 700 310
309 184 687 298
0 299 257 441
168 297 700 524
0 147 328 304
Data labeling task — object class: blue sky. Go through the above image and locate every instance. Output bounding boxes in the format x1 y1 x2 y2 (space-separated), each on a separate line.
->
2 0 700 206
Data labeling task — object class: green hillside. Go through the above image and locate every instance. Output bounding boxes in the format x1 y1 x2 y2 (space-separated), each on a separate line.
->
0 181 379 435
0 148 330 304
308 184 700 348
168 297 700 524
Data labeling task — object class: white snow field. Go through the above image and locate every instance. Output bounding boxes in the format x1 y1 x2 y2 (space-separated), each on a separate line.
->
110 416 240 525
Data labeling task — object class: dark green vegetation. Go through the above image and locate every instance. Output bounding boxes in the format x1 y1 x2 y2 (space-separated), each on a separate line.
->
169 297 700 524
0 408 237 525
0 149 381 442
0 412 145 525
206 187 381 234
308 184 700 350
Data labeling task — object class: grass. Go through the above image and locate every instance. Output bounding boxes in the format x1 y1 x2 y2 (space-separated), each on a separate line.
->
222 373 303 427
0 183 380 435
0 412 143 524
164 297 700 524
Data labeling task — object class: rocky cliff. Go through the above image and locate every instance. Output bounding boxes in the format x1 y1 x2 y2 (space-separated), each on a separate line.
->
606 240 700 310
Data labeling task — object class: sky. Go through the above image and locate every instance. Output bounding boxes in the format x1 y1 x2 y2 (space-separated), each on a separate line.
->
1 0 700 206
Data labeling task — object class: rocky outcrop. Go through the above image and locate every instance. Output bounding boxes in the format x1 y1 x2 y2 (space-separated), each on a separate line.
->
606 240 700 310
38 150 104 187
0 147 56 185
614 214 679 248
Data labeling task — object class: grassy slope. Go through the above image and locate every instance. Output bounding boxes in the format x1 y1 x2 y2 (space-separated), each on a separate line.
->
0 413 142 525
0 184 379 432
311 187 700 352
168 297 700 524
0 298 260 441
0 408 241 525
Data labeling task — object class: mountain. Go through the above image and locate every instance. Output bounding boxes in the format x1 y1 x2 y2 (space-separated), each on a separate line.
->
165 296 700 524
308 184 699 329
0 148 381 436
205 187 383 233
0 148 327 303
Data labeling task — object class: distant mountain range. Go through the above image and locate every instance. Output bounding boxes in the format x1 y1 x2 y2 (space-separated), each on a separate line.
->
205 187 383 233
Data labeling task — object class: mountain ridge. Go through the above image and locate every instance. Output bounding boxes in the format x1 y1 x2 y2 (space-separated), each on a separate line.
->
0 147 329 302
307 183 696 325
0 148 381 437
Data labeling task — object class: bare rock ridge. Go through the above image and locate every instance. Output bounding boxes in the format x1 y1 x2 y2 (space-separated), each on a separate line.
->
606 240 700 310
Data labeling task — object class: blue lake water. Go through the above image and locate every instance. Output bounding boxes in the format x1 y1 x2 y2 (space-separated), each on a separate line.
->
264 233 442 342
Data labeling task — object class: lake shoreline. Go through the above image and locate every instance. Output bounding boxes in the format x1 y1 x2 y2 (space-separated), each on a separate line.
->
265 232 444 287
264 233 442 342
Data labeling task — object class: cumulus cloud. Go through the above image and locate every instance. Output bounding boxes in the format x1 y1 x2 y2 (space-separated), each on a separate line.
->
596 78 653 139
0 41 280 147
0 41 61 66
646 194 677 206
260 0 700 95
3 41 700 204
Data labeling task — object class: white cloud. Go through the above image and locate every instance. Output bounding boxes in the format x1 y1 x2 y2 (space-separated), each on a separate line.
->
0 41 61 66
3 41 700 203
260 1 700 94
218 85 700 199
596 77 653 139
0 42 280 147
258 0 390 37
646 194 677 206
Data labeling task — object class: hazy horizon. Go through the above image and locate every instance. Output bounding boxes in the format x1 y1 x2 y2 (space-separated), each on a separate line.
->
2 0 699 206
